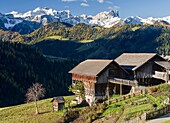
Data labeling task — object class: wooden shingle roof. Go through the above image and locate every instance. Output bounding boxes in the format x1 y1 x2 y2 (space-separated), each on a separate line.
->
155 61 170 69
115 53 160 71
69 59 113 76
164 55 170 61
51 96 65 103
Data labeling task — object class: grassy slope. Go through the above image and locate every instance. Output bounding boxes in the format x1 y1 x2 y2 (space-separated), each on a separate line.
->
162 119 170 123
0 96 75 123
44 36 69 41
1 84 170 123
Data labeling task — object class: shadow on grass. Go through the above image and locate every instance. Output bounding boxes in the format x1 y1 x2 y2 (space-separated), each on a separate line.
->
71 100 89 108
39 111 51 114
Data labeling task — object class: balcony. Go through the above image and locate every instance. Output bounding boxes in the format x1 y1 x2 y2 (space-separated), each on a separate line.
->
152 71 169 81
108 77 138 87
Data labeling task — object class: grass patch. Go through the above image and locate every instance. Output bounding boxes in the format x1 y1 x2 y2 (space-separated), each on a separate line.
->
102 95 144 117
79 40 94 43
0 96 75 123
102 104 123 117
161 118 170 123
0 107 8 111
44 36 69 41
132 26 140 31
145 94 164 109
157 84 170 92
127 104 151 113
110 94 120 99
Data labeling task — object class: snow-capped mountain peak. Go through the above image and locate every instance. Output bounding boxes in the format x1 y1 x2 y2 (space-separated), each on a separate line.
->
1 7 170 34
124 16 143 24
9 11 21 17
89 10 120 27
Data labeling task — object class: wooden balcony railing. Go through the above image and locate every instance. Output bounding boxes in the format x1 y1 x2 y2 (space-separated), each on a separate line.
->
152 71 168 81
108 77 138 86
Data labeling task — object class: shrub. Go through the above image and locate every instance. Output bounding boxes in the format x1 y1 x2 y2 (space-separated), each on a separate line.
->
152 104 157 108
157 84 170 92
61 109 80 123
149 86 158 93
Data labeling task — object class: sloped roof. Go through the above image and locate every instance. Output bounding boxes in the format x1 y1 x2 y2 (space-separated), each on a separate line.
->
51 96 65 103
115 53 159 71
69 59 113 76
164 55 170 61
155 61 170 69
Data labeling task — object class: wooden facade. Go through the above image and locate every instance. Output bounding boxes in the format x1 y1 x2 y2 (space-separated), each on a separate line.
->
51 97 65 111
69 59 127 105
72 74 96 82
115 53 169 86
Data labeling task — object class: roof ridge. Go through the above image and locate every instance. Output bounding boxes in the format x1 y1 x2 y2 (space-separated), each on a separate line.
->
132 54 158 70
122 53 157 55
86 59 113 61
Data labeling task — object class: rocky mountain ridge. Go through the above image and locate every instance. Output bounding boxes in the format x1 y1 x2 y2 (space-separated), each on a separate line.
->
1 7 170 34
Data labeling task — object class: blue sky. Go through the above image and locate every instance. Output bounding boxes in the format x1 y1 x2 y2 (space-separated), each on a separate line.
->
0 0 170 18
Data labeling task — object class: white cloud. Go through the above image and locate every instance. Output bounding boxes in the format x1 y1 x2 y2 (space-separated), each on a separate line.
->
106 1 113 4
61 0 77 2
82 0 87 3
108 6 120 10
97 0 104 3
81 3 89 7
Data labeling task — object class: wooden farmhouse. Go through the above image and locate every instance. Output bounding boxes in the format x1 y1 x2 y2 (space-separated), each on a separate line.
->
115 53 170 86
69 53 170 105
69 59 127 105
51 96 65 111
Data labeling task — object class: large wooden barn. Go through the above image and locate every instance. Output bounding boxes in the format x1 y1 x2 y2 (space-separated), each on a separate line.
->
69 59 127 105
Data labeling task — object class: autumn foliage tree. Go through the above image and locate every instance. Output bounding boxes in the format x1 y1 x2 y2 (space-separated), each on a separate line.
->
26 83 46 114
69 81 85 103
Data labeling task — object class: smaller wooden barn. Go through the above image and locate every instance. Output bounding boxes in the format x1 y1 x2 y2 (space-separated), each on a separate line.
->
51 96 65 111
115 53 169 86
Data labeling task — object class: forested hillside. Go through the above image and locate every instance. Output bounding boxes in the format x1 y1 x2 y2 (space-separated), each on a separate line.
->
0 41 78 107
1 22 170 107
1 22 169 58
34 24 170 59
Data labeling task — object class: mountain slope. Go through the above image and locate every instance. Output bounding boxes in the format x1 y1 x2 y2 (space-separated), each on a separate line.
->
1 23 168 59
0 96 75 123
34 25 164 60
0 41 78 107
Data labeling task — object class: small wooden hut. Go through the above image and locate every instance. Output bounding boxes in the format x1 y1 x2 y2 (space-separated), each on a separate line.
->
51 96 65 111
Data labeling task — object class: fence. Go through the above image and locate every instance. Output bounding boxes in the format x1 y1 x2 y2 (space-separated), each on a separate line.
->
146 104 170 120
108 90 170 122
108 90 146 104
124 104 170 123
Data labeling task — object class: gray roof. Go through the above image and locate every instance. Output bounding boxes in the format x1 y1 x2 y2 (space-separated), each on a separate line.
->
51 96 65 103
115 53 158 71
69 59 113 76
164 56 170 61
155 61 170 69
